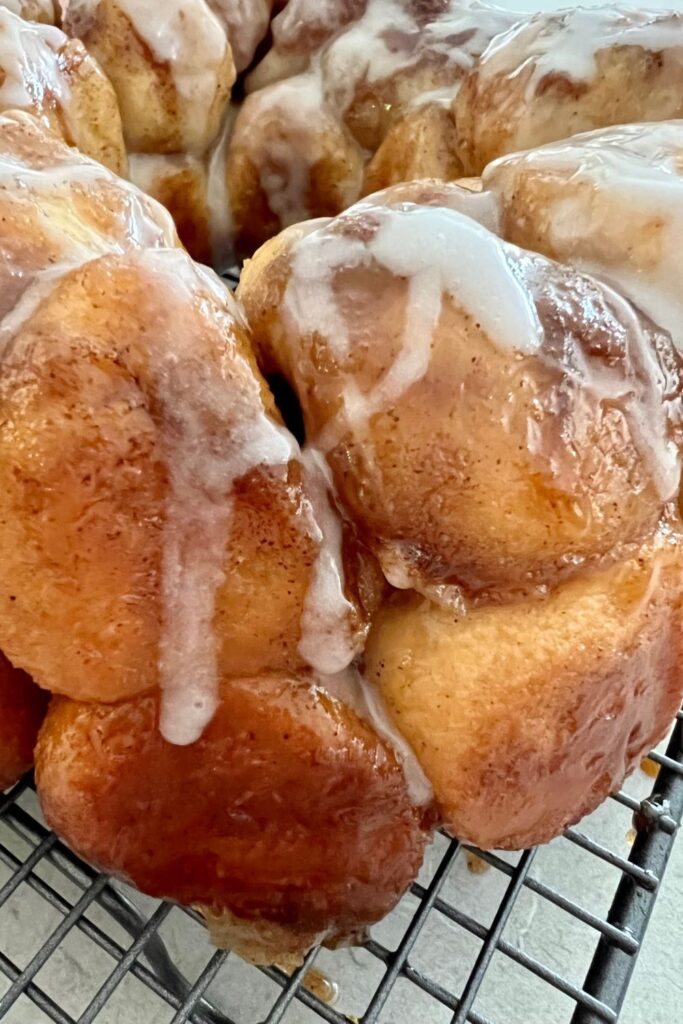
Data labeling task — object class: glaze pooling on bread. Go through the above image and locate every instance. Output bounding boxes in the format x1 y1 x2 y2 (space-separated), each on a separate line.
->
0 7 66 109
456 6 683 174
318 666 433 806
485 120 683 359
477 6 683 90
298 448 360 676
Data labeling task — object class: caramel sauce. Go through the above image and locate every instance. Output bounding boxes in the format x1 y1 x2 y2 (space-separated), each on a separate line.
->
466 851 491 875
640 756 659 779
303 968 339 1005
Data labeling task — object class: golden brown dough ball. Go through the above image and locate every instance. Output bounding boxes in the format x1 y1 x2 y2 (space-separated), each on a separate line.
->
0 247 372 704
0 7 126 174
482 120 683 358
364 532 683 849
362 103 463 198
227 81 365 259
239 183 682 599
0 110 176 320
455 8 683 175
63 0 235 155
0 653 48 791
36 675 432 964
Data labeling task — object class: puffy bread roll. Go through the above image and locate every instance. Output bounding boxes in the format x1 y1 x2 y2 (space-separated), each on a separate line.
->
456 8 683 174
62 0 235 154
483 120 683 357
239 181 682 598
0 653 48 791
364 532 683 848
0 7 126 173
0 250 372 712
36 675 432 964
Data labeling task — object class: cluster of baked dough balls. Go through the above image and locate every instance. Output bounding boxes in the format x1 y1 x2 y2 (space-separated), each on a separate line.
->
0 0 683 968
4 0 683 263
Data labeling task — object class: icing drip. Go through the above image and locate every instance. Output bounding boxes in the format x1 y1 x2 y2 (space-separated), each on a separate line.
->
130 250 299 746
297 448 359 676
116 0 231 151
598 283 682 502
206 105 237 271
287 201 542 382
478 6 683 92
285 227 368 359
0 7 68 111
318 665 433 806
249 72 350 228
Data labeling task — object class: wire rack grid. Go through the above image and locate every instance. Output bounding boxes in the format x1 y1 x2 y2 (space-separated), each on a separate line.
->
0 709 681 1024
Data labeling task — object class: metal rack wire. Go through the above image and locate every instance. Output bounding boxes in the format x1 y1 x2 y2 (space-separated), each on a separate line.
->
0 710 681 1024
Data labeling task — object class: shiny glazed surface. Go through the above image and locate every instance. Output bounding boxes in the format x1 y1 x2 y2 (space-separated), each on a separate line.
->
36 675 432 961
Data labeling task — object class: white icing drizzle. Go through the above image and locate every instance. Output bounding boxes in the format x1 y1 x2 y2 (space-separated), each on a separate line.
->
206 105 237 271
477 6 683 91
291 201 541 363
312 0 516 113
485 121 683 356
317 665 433 806
285 227 369 359
0 113 177 355
286 203 543 457
596 280 682 502
116 0 231 152
297 448 359 676
0 7 68 111
145 249 300 746
246 71 349 228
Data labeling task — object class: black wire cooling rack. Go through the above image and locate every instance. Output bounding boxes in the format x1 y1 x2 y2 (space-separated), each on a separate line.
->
0 709 681 1024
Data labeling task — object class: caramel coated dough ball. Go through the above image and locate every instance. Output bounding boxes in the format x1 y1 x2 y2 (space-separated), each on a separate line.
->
63 0 235 154
0 653 48 791
36 675 432 964
239 182 682 599
0 248 371 709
